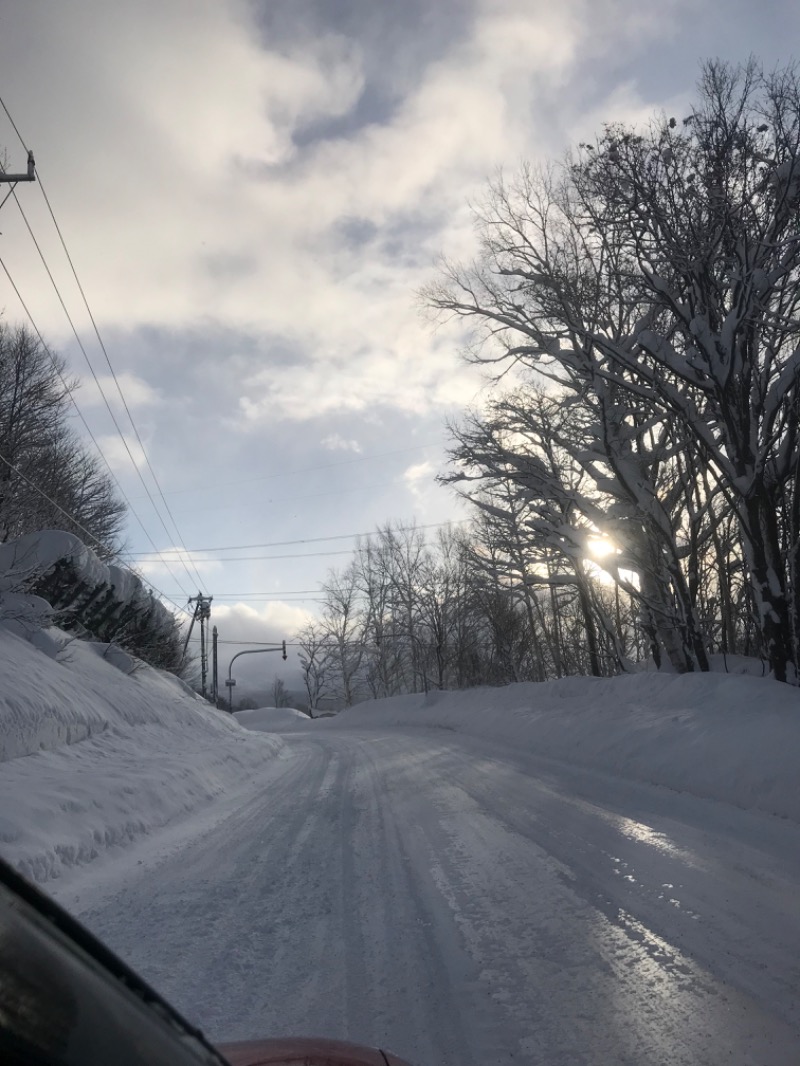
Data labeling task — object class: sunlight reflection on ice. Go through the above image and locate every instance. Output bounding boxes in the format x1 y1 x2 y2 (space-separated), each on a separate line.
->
615 816 681 855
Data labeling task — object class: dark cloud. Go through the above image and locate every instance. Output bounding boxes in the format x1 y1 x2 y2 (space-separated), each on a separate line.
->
60 323 307 453
377 209 450 268
334 215 378 249
249 0 475 61
201 250 259 283
247 0 477 145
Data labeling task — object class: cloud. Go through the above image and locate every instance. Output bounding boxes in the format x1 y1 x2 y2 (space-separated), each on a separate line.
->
238 336 479 423
321 434 362 453
403 460 435 487
0 0 695 430
95 434 147 475
402 459 443 514
135 549 223 582
80 372 161 410
214 600 311 637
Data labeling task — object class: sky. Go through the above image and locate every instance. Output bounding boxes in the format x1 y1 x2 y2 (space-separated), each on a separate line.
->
0 0 798 698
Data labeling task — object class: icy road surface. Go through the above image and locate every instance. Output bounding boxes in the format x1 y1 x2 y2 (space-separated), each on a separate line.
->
59 729 800 1066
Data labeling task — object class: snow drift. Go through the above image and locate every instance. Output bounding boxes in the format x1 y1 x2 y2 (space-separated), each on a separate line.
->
0 626 281 884
0 529 169 632
0 530 181 669
317 673 800 822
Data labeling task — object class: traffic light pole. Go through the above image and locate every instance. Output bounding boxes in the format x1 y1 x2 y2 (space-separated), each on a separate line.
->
225 642 287 713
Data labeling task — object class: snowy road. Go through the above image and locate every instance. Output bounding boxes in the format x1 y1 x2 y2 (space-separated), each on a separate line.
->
60 728 800 1066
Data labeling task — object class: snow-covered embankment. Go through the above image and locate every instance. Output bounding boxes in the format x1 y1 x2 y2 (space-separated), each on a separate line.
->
317 671 800 822
0 627 280 884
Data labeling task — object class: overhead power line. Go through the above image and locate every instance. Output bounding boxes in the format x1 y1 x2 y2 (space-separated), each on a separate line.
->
4 201 200 596
0 449 189 616
188 639 292 647
166 550 357 562
127 441 445 502
127 520 469 558
206 598 324 604
168 589 323 596
0 90 207 596
0 250 195 601
21 183 207 595
164 592 324 601
190 593 324 598
0 450 114 560
165 482 385 522
32 172 210 596
0 95 28 152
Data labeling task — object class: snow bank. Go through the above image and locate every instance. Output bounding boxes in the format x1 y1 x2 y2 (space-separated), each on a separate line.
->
0 628 282 884
326 672 800 822
0 529 147 612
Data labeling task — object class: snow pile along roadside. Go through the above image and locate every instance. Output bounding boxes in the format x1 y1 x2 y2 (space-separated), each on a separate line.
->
0 627 281 884
326 672 800 822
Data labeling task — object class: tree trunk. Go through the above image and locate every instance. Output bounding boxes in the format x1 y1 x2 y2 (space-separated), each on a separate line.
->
742 494 795 683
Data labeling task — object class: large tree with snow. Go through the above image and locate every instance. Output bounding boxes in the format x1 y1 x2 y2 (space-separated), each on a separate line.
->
427 60 800 682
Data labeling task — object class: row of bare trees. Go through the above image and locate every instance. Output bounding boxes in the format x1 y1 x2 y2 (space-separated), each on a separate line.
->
425 60 800 684
296 523 649 711
302 60 800 697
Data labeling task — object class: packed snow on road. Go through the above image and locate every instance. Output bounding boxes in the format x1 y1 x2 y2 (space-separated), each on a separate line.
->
1 616 799 1065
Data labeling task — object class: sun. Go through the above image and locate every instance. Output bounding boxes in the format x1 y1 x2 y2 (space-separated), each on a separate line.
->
587 537 616 559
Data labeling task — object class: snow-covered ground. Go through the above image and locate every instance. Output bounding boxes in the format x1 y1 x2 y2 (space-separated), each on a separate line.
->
324 672 800 822
241 671 800 822
0 626 283 884
233 706 311 730
63 720 800 1066
1 619 800 1063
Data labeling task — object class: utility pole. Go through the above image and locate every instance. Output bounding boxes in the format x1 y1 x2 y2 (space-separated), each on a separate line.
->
212 626 219 706
182 593 213 699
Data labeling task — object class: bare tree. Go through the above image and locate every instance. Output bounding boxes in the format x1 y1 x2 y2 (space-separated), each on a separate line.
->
270 676 292 708
297 622 335 712
426 60 800 681
444 382 707 673
0 322 126 555
321 564 367 706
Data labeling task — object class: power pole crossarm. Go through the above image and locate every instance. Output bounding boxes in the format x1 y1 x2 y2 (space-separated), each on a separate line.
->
0 151 35 183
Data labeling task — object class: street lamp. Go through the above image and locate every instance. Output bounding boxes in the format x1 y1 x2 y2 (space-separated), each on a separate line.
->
226 641 287 712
